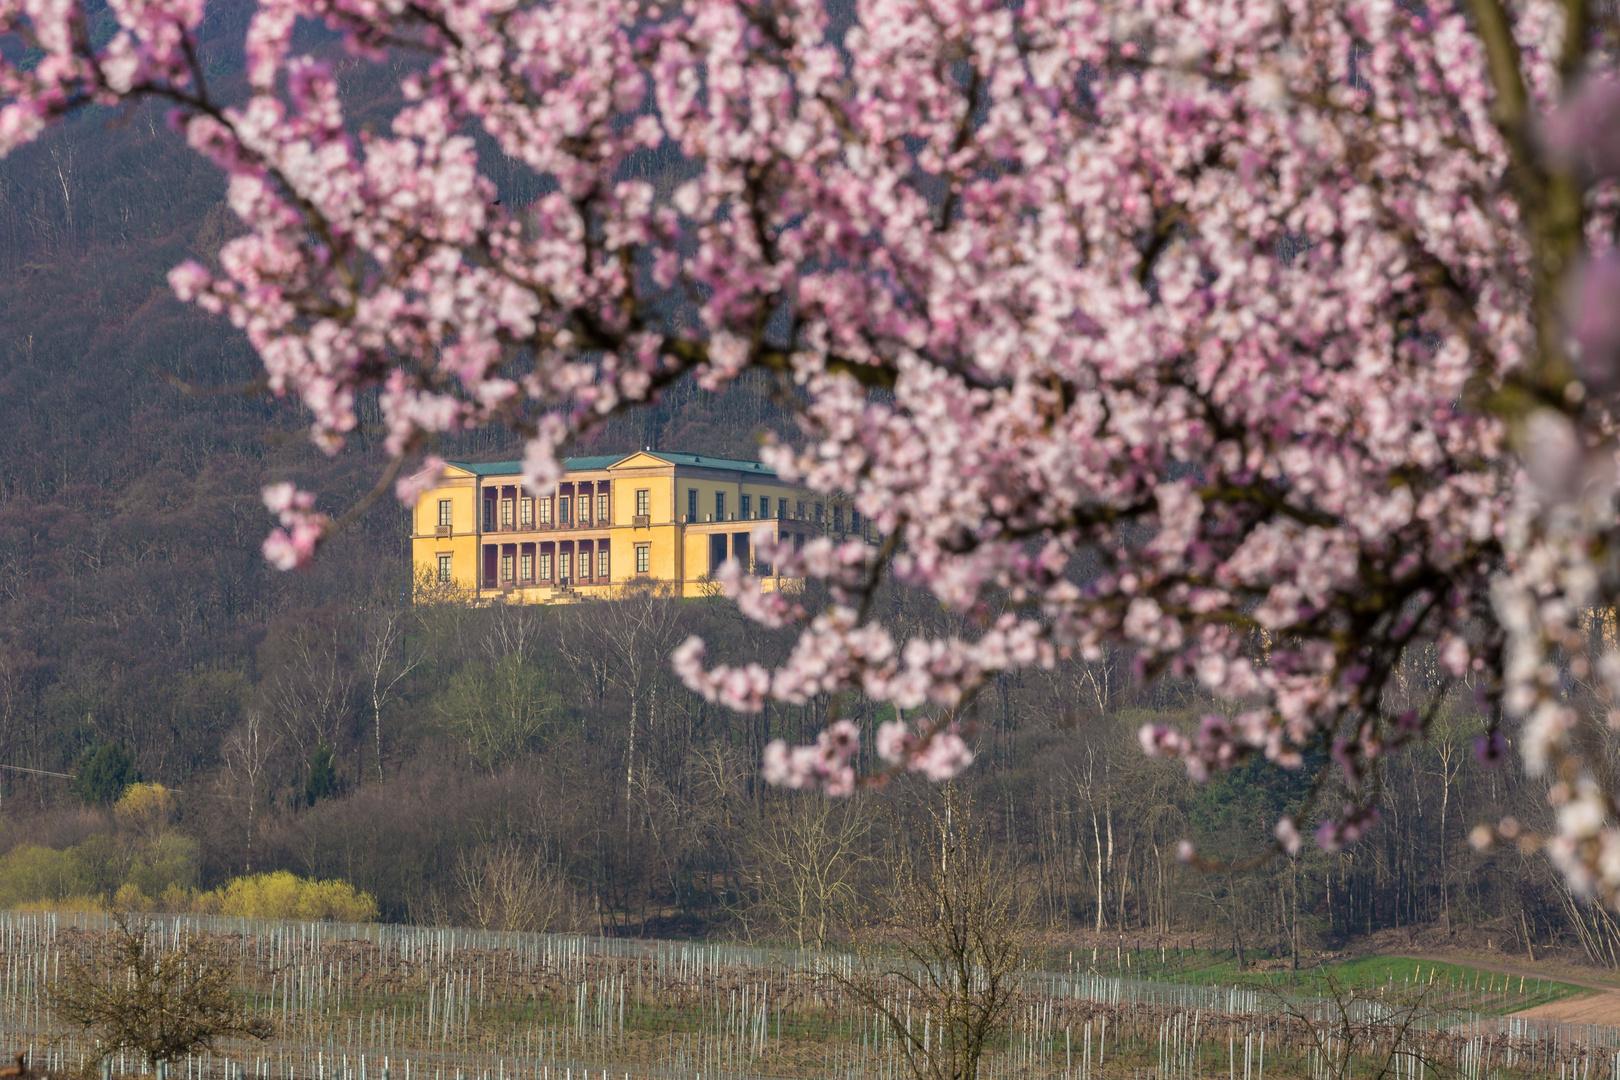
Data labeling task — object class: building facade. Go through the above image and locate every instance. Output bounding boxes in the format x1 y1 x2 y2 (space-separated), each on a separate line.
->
411 451 863 602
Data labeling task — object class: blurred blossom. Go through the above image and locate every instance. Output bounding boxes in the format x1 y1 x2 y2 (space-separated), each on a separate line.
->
1314 806 1379 853
395 456 447 508
1274 817 1301 855
1473 730 1508 769
1566 253 1620 393
1545 73 1620 177
1523 409 1585 507
260 483 327 570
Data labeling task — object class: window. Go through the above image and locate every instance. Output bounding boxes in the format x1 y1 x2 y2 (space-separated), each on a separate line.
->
483 499 495 531
794 532 805 551
715 492 726 520
635 544 650 574
520 551 533 581
598 547 610 580
833 506 843 533
559 550 572 581
852 510 862 535
636 488 651 517
519 498 533 527
816 502 825 524
579 494 591 523
740 494 751 519
538 497 552 524
500 552 515 581
559 496 571 524
501 500 514 528
437 554 453 582
796 500 805 519
687 489 698 522
539 551 553 580
777 498 787 520
598 492 609 522
437 500 453 528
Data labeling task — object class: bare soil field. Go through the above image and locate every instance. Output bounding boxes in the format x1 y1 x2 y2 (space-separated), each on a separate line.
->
1512 991 1620 1025
1388 950 1620 1025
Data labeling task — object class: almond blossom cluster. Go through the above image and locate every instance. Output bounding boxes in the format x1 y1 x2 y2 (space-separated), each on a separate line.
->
6 0 1620 880
260 482 328 571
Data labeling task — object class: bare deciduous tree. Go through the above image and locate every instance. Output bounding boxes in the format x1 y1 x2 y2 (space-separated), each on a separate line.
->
49 915 274 1068
218 711 278 874
745 795 869 950
1266 974 1442 1080
359 604 422 781
556 583 682 794
453 841 583 933
432 655 558 768
261 619 356 761
843 790 1026 1080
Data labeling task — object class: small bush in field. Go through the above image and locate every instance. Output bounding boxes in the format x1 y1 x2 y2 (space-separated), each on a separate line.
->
48 914 274 1068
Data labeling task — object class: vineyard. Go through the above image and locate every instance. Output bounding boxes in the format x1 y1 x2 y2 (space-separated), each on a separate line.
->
0 913 1614 1080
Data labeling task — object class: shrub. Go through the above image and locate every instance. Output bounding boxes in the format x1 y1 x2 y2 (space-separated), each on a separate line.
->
125 834 200 901
194 871 377 922
115 783 176 837
0 844 92 907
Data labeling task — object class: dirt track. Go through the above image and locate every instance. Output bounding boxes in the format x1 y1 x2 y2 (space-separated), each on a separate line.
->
1394 953 1620 1026
1511 994 1620 1025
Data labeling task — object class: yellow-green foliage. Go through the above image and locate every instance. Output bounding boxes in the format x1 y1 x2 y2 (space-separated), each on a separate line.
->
12 895 104 913
0 844 95 907
114 783 175 836
193 871 378 922
0 803 199 911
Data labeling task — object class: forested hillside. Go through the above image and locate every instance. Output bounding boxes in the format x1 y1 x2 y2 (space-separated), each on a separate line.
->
0 0 1600 971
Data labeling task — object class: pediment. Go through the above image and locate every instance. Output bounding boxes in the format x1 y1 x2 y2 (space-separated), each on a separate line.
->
609 452 672 471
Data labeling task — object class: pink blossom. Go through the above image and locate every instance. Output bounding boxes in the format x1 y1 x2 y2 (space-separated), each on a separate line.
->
1274 817 1302 856
7 0 1620 899
394 456 446 507
259 482 327 569
875 720 914 764
0 103 45 154
261 482 301 516
1315 806 1380 854
910 729 973 781
1567 253 1620 391
759 720 861 795
262 529 304 571
1545 74 1620 177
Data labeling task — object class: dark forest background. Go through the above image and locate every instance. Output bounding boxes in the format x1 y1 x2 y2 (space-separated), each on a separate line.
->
0 0 1605 971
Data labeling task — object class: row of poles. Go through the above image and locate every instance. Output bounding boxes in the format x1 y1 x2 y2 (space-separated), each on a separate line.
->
0 911 1612 1078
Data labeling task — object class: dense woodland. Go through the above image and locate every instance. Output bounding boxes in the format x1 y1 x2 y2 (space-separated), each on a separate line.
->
0 0 1605 972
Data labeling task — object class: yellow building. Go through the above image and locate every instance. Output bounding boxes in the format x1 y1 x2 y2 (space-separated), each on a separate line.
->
411 451 866 602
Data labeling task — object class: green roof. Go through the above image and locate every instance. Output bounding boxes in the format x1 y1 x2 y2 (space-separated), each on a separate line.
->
639 451 777 475
447 452 778 478
449 460 522 476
